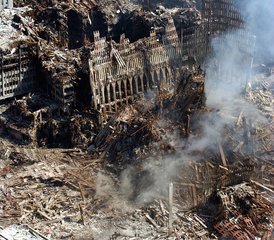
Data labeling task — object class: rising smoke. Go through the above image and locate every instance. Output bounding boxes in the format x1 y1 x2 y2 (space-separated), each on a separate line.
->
99 0 273 205
202 0 272 151
237 0 274 64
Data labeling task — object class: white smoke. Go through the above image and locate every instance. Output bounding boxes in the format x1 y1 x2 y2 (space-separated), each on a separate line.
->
94 172 133 211
97 0 272 206
238 0 274 63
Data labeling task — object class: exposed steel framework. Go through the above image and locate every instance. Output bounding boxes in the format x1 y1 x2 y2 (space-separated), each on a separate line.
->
182 0 249 66
0 46 37 100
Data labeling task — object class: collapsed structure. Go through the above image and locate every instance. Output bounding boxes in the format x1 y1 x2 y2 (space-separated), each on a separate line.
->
0 0 254 116
89 18 181 118
0 0 273 239
0 45 37 100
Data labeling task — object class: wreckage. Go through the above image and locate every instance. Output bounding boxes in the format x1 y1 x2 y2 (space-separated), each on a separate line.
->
0 0 273 239
88 17 182 119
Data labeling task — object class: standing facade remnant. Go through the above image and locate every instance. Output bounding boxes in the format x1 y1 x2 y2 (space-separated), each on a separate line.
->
203 0 245 33
181 0 255 90
0 45 37 101
182 0 246 66
89 18 182 119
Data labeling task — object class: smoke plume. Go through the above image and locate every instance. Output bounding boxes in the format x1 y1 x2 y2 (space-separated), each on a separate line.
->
238 0 274 63
98 0 272 206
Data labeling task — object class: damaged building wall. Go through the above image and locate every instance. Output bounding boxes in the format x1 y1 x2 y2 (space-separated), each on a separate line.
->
203 0 245 31
67 9 86 49
45 75 75 114
181 0 256 90
182 0 246 65
206 29 256 90
89 18 182 119
0 45 37 101
39 49 78 114
0 1 273 238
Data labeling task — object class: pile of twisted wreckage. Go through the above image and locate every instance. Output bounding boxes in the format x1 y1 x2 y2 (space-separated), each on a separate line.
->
0 0 273 239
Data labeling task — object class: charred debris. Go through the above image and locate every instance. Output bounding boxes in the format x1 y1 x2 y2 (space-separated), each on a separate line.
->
0 0 273 239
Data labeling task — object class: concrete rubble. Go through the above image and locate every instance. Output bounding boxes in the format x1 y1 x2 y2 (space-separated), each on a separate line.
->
0 0 273 239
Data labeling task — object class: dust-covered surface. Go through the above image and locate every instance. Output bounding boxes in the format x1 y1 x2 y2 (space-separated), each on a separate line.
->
0 71 273 239
0 7 30 50
0 0 274 239
0 224 46 240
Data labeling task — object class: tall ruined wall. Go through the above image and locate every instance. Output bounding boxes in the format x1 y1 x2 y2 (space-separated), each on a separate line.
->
181 0 255 90
182 0 246 66
203 0 245 32
0 45 37 101
89 18 182 118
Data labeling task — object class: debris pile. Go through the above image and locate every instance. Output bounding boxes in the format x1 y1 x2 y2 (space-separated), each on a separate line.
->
0 7 31 50
0 0 273 239
213 183 273 239
0 93 98 148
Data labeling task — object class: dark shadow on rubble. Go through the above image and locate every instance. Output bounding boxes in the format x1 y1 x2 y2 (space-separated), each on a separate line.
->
196 191 222 230
40 178 65 188
111 12 151 43
126 168 155 203
74 72 92 110
90 7 108 42
36 118 72 148
9 152 36 167
0 51 38 145
67 10 85 49
105 124 153 172
90 7 151 43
